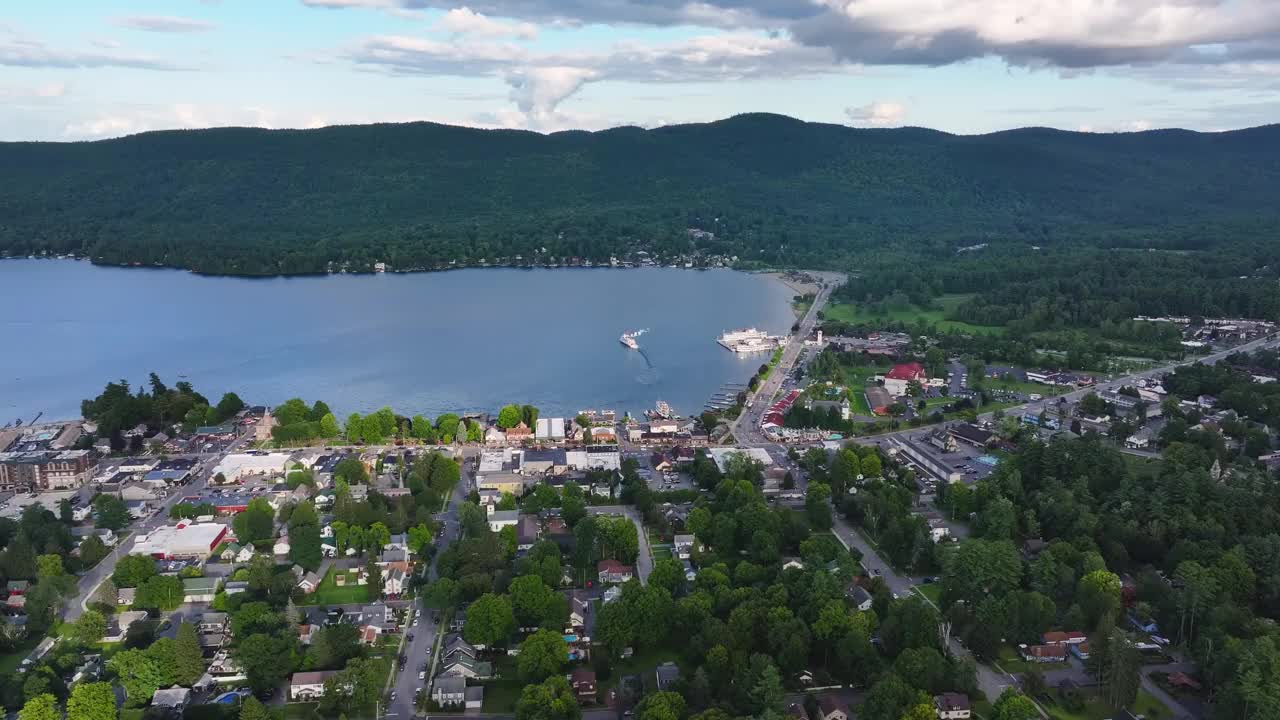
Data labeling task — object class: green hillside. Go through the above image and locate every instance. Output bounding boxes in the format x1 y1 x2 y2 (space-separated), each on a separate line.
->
2 113 1279 277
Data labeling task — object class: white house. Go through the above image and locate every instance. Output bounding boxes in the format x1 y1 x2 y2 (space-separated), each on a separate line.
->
432 676 466 707
934 693 972 720
273 537 291 556
290 671 341 700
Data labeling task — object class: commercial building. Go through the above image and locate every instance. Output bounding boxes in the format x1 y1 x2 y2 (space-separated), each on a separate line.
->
211 453 293 482
884 362 928 396
707 447 773 474
0 450 96 491
131 523 229 560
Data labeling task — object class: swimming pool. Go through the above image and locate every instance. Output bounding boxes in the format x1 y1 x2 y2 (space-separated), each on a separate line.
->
977 455 1000 466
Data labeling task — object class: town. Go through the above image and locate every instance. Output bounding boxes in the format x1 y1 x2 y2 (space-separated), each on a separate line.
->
1 286 1279 720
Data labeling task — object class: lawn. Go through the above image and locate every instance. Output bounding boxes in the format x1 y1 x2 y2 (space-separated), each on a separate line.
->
1043 689 1172 720
992 645 1041 675
598 646 687 697
0 634 45 675
913 583 942 607
480 656 524 713
300 568 372 606
823 294 1006 336
283 703 322 720
1121 453 1163 479
979 378 1067 397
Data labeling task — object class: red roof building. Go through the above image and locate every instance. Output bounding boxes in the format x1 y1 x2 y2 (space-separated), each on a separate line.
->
884 362 928 396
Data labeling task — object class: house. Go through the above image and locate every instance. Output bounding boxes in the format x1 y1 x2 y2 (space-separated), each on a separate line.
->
439 654 494 679
597 559 634 584
927 430 959 453
6 581 29 596
602 586 623 604
1071 642 1091 661
382 567 407 596
432 676 467 707
182 577 220 603
786 703 808 720
934 692 972 719
198 612 229 634
290 671 341 700
224 581 248 596
298 572 322 594
219 543 242 562
103 610 150 642
488 509 520 532
846 584 873 612
1019 644 1067 662
571 668 598 704
1041 631 1088 646
485 427 507 446
273 537 291 556
682 560 697 583
360 624 382 646
151 686 192 712
817 695 849 720
884 362 928 396
569 592 591 629
1125 427 1154 449
506 422 533 443
782 558 805 571
947 423 994 448
117 587 136 607
654 662 680 691
517 515 540 551
673 534 696 560
442 635 479 663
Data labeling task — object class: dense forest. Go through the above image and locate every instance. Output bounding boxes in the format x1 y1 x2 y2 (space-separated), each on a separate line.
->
3 114 1280 286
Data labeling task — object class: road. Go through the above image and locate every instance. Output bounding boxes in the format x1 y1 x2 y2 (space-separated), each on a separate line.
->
387 459 472 719
830 513 1019 703
727 271 845 445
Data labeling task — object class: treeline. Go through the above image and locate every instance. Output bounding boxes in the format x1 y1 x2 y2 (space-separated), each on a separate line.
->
5 115 1280 278
81 373 244 438
932 430 1280 718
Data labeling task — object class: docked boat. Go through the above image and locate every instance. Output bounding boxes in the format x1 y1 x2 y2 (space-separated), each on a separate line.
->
620 332 640 349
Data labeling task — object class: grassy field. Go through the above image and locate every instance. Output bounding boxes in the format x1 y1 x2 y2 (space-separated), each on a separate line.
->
1122 453 1164 479
283 703 322 720
300 568 372 606
597 646 686 698
823 294 1006 336
980 377 1067 397
0 634 45 675
913 583 942 607
1044 689 1171 720
480 656 524 712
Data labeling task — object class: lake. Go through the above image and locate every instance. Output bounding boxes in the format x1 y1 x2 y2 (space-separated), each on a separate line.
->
0 260 797 424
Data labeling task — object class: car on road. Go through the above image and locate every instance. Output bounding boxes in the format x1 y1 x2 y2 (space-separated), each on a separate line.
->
418 671 425 680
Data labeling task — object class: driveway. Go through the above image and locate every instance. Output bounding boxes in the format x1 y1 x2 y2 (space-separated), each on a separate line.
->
587 506 653 584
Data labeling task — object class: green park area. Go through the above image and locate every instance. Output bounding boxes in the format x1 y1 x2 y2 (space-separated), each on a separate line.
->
823 294 1006 336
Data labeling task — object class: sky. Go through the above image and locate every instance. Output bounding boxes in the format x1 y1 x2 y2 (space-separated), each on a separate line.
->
3 0 1280 141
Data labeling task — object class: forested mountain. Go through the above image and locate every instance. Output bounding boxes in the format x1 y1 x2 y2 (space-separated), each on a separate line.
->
3 114 1280 277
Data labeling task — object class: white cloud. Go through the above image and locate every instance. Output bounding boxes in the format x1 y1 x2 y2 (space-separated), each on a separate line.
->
845 101 906 127
436 8 537 39
1 29 186 70
113 15 218 33
0 82 68 101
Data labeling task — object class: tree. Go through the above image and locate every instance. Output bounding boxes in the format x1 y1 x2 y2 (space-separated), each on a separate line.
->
232 497 276 546
66 682 116 720
990 689 1039 720
861 674 925 720
113 554 158 588
648 558 685 596
319 412 340 438
18 694 59 720
518 629 568 682
289 517 323 571
79 535 109 567
134 575 183 611
365 554 383 598
464 593 516 648
93 495 131 531
173 622 205 686
1077 570 1122 628
510 575 557 628
943 539 1022 608
216 392 246 421
806 482 833 530
636 692 686 720
346 413 363 443
239 696 272 720
516 676 580 720
108 649 165 706
237 633 295 692
72 609 107 646
498 405 523 429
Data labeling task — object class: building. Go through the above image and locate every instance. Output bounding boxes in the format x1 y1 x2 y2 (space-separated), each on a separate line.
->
1019 644 1067 663
1041 631 1087 646
505 423 533 443
565 446 622 471
210 453 293 482
654 662 680 691
707 447 773 474
432 676 467 707
934 693 972 719
103 610 151 642
817 695 849 720
151 686 192 712
571 668 597 704
808 398 852 422
298 572 322 594
597 559 634 584
846 584 873 611
673 535 695 560
0 450 96 491
947 423 994 448
488 509 519 532
517 515 540 551
183 577 220 603
198 612 229 634
290 671 341 700
535 418 567 442
884 362 928 396
131 523 229 560
439 654 494 679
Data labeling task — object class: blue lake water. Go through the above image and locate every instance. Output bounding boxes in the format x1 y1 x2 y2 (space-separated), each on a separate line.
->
0 260 796 423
